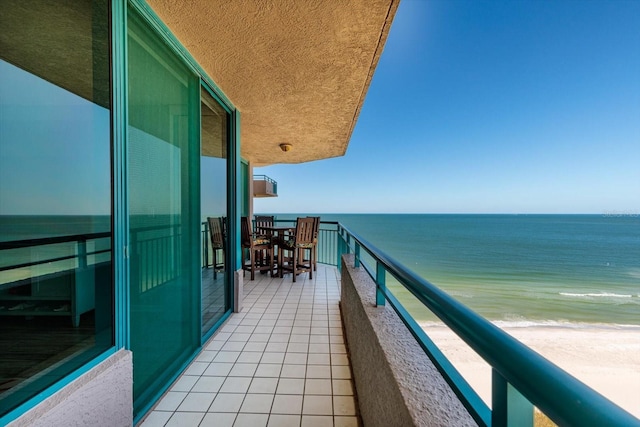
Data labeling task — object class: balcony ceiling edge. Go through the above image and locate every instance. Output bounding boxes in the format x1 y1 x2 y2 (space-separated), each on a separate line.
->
147 0 400 166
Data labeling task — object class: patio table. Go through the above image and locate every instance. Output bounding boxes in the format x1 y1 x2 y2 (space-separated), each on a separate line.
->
260 225 295 276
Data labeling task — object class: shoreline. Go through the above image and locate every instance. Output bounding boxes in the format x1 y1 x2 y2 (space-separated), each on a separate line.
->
421 323 640 418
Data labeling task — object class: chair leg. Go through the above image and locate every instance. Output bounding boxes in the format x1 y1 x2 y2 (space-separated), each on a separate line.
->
241 248 246 277
309 248 313 280
268 247 274 277
250 247 255 280
292 247 297 283
272 246 277 277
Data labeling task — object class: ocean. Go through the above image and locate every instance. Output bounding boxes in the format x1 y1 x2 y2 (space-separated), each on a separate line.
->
3 214 638 326
271 214 640 326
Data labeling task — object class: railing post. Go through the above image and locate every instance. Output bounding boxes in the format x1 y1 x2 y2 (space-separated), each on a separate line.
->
354 242 360 268
375 261 385 306
336 227 343 271
492 369 533 427
77 239 88 269
73 239 89 327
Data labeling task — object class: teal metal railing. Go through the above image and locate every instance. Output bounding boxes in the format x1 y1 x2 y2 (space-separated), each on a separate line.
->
0 233 111 284
130 224 182 293
271 219 339 266
335 223 639 427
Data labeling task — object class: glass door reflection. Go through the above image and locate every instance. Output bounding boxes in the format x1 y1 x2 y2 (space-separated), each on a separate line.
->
200 87 230 335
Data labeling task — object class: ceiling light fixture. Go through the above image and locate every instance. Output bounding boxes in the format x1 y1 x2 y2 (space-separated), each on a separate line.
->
279 143 292 152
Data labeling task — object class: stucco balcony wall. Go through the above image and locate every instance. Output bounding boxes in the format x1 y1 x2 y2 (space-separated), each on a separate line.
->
340 254 477 427
8 350 133 427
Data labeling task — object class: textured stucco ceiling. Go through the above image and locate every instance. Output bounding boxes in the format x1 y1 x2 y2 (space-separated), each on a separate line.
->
147 0 399 166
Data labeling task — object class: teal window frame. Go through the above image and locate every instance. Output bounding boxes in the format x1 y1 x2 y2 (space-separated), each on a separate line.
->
241 159 250 217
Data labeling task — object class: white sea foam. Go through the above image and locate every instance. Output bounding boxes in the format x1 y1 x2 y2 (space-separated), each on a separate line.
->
490 320 640 329
559 292 634 298
418 319 640 330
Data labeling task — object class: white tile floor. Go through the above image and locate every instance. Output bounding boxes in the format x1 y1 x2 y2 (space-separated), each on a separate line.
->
140 264 360 427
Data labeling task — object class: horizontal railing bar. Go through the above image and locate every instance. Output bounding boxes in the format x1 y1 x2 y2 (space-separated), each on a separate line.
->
338 223 639 427
0 232 111 250
253 174 277 184
0 249 111 273
131 224 182 234
0 255 77 272
272 219 339 226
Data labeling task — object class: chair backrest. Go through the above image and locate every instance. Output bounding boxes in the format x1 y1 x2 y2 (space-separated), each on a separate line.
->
307 216 320 241
221 216 227 238
207 217 224 249
255 215 274 236
295 217 315 245
241 216 252 246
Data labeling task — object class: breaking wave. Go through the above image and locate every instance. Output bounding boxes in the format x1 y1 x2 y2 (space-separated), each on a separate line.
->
559 292 635 298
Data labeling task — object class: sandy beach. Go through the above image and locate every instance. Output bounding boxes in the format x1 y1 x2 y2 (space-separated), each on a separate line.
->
422 324 640 418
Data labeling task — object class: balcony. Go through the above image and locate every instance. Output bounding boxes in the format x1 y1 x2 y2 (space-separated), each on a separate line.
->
3 220 635 425
144 220 638 427
253 175 278 198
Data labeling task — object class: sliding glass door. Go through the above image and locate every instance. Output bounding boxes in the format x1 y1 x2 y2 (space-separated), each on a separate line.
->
127 8 200 416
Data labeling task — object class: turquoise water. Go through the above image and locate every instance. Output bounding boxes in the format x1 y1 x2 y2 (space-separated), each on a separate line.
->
272 214 640 326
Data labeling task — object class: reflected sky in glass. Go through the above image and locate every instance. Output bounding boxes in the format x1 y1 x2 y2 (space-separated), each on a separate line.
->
0 59 110 215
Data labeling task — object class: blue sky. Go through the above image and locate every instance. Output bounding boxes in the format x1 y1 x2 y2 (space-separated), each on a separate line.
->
255 0 640 214
0 60 111 216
